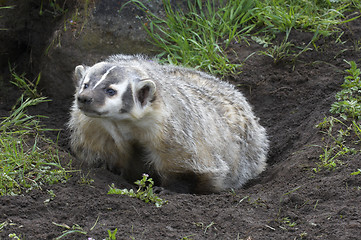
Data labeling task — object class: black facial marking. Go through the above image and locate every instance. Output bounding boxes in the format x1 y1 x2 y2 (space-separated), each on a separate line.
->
120 84 134 113
100 69 108 75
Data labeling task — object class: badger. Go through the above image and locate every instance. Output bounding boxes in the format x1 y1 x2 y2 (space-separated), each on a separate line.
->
68 54 269 193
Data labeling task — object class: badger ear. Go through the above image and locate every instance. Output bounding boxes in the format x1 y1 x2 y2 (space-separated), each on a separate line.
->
74 65 87 86
136 80 156 107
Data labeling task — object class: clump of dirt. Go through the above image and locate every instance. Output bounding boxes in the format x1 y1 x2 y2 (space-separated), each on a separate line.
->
1 13 361 240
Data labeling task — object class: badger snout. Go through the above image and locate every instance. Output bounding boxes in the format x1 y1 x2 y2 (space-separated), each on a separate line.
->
77 94 93 104
76 92 106 117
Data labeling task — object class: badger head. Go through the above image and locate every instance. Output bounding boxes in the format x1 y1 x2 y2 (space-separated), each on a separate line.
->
73 62 156 120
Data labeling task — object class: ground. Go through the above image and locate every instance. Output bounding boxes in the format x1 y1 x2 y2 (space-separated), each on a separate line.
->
0 17 361 240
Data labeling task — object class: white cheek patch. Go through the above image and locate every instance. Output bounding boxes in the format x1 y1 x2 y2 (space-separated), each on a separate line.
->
92 66 117 90
99 81 130 116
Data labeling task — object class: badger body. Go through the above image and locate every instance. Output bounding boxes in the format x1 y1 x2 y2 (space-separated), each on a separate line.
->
68 54 269 193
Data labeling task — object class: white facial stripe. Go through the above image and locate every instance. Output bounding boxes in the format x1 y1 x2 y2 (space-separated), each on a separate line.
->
92 66 117 90
78 74 90 94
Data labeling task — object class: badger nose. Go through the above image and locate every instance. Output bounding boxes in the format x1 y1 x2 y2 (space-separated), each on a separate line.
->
77 95 93 104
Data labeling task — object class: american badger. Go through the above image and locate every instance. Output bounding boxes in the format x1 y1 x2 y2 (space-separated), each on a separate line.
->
68 54 269 193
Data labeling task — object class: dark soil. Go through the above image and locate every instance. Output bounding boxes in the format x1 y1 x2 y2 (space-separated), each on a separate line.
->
1 16 361 240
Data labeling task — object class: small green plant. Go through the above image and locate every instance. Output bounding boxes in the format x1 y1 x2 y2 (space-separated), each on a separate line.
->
351 169 361 175
259 28 294 63
193 221 215 234
78 171 95 185
181 235 195 240
260 26 320 64
44 189 56 204
106 228 118 240
0 220 8 231
10 68 43 100
280 217 297 227
299 232 308 239
108 174 168 207
8 233 23 240
331 60 361 120
314 116 359 172
53 222 87 240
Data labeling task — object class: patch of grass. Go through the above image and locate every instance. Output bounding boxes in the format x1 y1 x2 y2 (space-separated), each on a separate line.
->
0 96 71 195
45 1 92 55
331 60 361 120
108 173 168 207
0 71 71 195
259 27 294 63
10 67 42 100
253 0 360 35
39 0 68 17
314 116 359 172
314 61 361 172
63 0 91 34
260 27 321 64
123 0 254 75
254 1 360 63
78 171 95 185
53 217 119 240
123 0 360 74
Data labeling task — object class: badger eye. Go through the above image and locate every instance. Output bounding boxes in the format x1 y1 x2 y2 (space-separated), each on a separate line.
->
106 88 117 96
83 83 89 89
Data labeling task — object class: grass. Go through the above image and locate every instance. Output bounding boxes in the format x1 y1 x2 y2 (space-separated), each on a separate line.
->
10 67 42 100
253 0 360 35
52 222 87 240
314 61 361 172
123 0 255 75
39 0 68 17
331 60 361 120
122 0 361 74
0 72 71 196
193 221 215 234
0 96 71 195
52 221 118 240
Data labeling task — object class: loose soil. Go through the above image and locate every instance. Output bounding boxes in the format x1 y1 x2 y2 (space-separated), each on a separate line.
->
1 17 361 240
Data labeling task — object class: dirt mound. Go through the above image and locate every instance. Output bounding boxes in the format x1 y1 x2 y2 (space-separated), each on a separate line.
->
1 15 361 240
